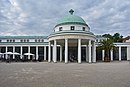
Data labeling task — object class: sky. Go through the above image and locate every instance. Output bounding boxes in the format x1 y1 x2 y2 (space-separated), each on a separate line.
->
0 0 130 37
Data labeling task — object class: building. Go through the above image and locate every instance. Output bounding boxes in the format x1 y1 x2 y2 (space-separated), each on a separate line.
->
0 9 130 63
123 36 130 42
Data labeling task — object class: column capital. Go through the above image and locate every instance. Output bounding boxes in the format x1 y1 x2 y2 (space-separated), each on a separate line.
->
88 40 92 45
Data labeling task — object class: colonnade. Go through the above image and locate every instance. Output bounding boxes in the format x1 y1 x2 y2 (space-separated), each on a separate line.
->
102 46 130 61
48 39 96 63
1 44 130 63
0 46 47 60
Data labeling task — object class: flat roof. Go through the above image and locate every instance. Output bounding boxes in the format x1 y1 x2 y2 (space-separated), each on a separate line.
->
0 36 48 39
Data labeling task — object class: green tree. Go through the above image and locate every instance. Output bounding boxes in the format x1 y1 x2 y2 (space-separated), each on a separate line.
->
113 33 123 42
102 34 113 39
102 33 123 42
98 39 115 62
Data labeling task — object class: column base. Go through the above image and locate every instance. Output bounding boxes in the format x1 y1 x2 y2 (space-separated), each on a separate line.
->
53 61 57 63
89 62 92 64
78 62 81 64
65 62 68 64
48 61 51 63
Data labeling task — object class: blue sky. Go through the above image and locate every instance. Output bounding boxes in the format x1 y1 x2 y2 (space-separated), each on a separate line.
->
0 0 130 37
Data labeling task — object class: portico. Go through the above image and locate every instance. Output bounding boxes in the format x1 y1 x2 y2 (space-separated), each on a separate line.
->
48 39 96 63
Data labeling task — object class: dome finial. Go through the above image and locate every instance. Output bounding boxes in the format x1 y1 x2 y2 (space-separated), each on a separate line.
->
69 9 74 15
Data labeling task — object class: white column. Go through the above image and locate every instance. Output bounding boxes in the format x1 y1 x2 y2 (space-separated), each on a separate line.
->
119 46 121 61
36 46 38 60
6 46 8 59
92 42 96 62
28 46 30 60
86 45 89 62
88 40 91 63
65 39 68 63
127 46 130 60
44 46 46 60
53 40 57 63
13 46 15 59
110 49 113 61
78 39 81 63
102 50 105 61
48 42 51 62
20 46 22 59
60 46 62 62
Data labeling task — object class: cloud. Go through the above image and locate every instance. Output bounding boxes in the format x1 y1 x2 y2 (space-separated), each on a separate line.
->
82 0 130 36
0 0 130 37
0 0 28 35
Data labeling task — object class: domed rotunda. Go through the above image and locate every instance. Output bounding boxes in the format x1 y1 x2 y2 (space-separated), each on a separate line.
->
48 9 96 63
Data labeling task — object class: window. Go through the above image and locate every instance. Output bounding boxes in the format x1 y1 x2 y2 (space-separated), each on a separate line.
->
38 39 40 42
59 27 63 31
27 39 29 42
83 27 85 31
10 40 12 42
42 39 44 42
7 40 9 42
21 40 23 42
13 40 15 42
0 40 1 42
35 39 37 42
71 26 75 30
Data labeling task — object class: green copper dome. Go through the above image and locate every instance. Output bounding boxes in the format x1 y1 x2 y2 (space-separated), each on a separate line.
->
56 9 87 26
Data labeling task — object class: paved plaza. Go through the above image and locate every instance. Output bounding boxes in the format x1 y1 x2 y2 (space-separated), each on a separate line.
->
0 61 130 87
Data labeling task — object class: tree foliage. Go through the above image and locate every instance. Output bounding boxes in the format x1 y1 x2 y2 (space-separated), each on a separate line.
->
102 33 123 42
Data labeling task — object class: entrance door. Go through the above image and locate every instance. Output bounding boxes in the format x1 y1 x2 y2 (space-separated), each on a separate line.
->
68 47 77 62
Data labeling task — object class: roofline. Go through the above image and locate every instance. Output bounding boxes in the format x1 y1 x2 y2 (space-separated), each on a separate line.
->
55 22 88 28
0 42 48 45
48 30 96 39
0 36 48 39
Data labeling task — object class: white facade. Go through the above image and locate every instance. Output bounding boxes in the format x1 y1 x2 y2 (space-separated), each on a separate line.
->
55 24 89 32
